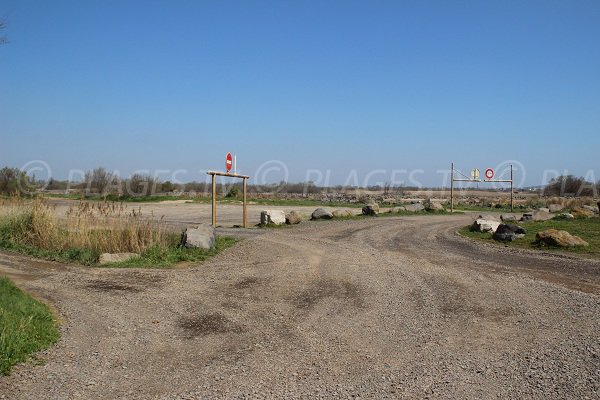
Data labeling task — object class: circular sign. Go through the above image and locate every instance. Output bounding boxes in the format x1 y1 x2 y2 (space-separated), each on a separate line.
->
226 153 233 172
485 168 494 180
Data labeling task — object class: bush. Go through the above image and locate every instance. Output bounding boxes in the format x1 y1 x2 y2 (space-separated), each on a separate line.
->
0 167 34 195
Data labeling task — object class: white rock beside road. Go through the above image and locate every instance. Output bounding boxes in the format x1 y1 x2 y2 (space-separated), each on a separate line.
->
471 218 501 233
260 210 286 225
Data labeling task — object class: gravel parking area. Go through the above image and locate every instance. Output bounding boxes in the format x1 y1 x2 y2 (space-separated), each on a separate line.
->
1 213 599 399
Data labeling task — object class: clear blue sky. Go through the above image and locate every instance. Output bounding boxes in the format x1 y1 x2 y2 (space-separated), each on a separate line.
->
1 0 599 187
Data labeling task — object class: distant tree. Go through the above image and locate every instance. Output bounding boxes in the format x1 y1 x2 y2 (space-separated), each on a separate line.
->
84 167 113 194
543 175 596 197
127 174 160 197
161 180 176 193
0 167 33 194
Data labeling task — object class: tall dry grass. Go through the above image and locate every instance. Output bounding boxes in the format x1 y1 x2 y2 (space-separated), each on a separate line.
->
0 197 172 254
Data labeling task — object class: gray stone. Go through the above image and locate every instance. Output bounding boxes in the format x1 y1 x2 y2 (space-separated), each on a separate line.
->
285 211 302 225
500 213 519 222
404 203 425 212
471 219 501 233
538 207 550 213
493 224 526 242
181 225 216 249
548 204 563 213
311 208 333 220
362 203 379 216
260 210 286 225
99 252 139 265
582 205 599 215
390 206 406 213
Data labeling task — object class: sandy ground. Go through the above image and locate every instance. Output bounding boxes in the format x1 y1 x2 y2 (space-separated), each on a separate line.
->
1 210 599 399
47 199 359 229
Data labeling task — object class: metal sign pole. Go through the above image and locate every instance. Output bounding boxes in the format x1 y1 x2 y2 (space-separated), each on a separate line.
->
450 162 454 213
510 164 514 212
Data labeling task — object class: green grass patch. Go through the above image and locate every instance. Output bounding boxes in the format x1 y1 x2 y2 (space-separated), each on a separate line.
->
0 233 237 269
0 278 60 375
103 236 238 268
460 217 600 258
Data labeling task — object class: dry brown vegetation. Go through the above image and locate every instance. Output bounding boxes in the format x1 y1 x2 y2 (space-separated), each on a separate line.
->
0 197 171 255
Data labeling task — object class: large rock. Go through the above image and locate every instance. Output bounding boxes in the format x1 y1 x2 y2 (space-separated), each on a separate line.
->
548 204 563 213
311 208 333 220
181 225 216 249
471 219 501 233
99 252 138 265
404 203 425 212
535 229 589 247
425 201 444 211
285 211 302 225
260 210 286 225
493 224 526 242
538 207 550 213
571 207 595 218
390 206 406 213
333 209 354 218
362 203 379 216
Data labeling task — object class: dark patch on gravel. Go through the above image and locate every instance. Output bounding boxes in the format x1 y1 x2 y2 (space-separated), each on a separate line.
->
233 276 264 290
87 281 142 293
178 313 243 337
294 279 363 310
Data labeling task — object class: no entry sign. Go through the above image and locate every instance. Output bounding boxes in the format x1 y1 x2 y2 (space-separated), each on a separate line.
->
226 153 233 172
485 168 495 180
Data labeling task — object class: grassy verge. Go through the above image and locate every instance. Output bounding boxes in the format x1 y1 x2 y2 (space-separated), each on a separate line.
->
0 198 237 268
0 278 60 375
459 218 600 258
104 236 237 268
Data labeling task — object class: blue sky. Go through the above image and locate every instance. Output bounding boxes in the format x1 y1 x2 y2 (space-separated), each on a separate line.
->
1 0 599 187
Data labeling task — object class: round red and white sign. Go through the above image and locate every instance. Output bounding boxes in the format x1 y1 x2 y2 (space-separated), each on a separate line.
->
226 153 233 172
485 168 494 180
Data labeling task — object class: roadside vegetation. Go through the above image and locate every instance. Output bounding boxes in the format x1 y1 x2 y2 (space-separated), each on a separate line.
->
0 277 60 375
460 217 600 258
0 197 235 268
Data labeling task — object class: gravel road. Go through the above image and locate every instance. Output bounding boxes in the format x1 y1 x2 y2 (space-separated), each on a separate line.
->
1 214 599 399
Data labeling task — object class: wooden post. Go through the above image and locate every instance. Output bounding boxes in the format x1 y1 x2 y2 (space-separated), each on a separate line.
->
510 164 514 212
243 177 247 228
450 162 454 213
211 173 217 227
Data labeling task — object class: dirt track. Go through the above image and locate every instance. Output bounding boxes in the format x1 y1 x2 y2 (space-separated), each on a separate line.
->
1 214 599 399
